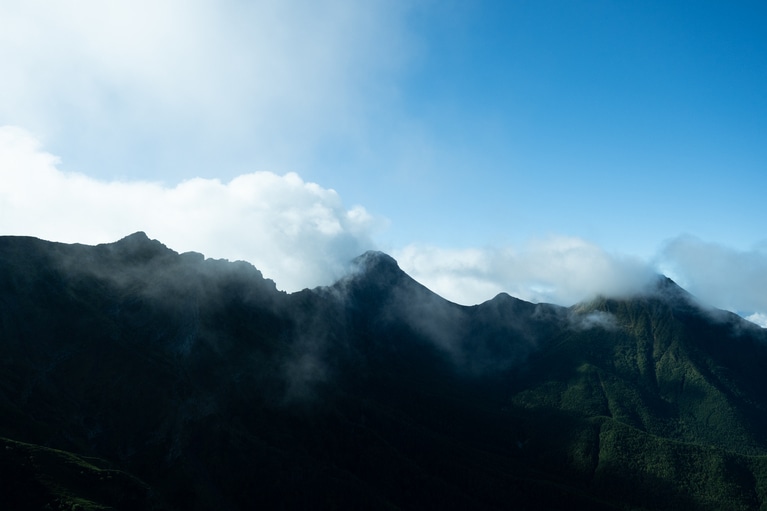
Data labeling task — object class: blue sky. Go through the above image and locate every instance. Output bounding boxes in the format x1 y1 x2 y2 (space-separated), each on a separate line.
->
1 1 766 323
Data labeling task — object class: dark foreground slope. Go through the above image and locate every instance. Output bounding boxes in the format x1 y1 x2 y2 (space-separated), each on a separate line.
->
1 233 767 510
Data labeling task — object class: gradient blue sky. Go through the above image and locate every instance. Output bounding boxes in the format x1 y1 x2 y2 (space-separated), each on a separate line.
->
1 1 766 322
394 1 767 254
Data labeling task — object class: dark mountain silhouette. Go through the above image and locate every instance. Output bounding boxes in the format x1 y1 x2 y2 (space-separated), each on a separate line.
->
1 233 767 510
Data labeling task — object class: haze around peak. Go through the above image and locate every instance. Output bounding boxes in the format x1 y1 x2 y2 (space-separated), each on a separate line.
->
1 1 766 325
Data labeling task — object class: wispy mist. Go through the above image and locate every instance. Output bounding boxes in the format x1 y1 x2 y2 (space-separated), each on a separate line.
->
569 310 620 331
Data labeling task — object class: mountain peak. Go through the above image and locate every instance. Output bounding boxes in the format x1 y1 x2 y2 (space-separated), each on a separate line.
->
351 250 398 271
347 250 404 284
647 274 697 305
653 274 682 291
102 231 173 263
117 231 151 242
328 250 425 302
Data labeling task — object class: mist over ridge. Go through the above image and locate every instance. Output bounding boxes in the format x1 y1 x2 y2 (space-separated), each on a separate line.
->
3 230 767 509
3 126 767 325
106 231 767 330
89 232 667 308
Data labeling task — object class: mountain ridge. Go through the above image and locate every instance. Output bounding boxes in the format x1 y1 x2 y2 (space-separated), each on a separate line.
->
25 232 758 321
2 233 767 510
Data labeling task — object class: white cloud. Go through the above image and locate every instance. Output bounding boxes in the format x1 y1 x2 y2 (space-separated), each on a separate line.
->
746 313 767 329
658 235 767 320
395 238 656 306
0 0 414 177
0 126 380 291
397 236 767 320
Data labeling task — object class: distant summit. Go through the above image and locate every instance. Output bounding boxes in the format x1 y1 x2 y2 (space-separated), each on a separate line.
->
349 250 402 281
334 249 417 301
114 230 153 244
98 231 174 264
649 274 694 300
351 250 398 268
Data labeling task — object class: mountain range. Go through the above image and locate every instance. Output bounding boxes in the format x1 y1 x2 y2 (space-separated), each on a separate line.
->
1 232 767 510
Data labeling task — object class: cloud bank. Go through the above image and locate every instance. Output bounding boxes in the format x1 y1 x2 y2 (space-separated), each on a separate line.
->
0 126 379 291
394 237 767 327
394 239 657 306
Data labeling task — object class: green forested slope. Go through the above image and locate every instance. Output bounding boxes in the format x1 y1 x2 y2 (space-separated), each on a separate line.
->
505 283 767 510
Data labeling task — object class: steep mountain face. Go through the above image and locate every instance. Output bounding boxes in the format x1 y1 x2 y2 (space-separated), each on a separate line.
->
506 281 767 510
1 233 767 510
